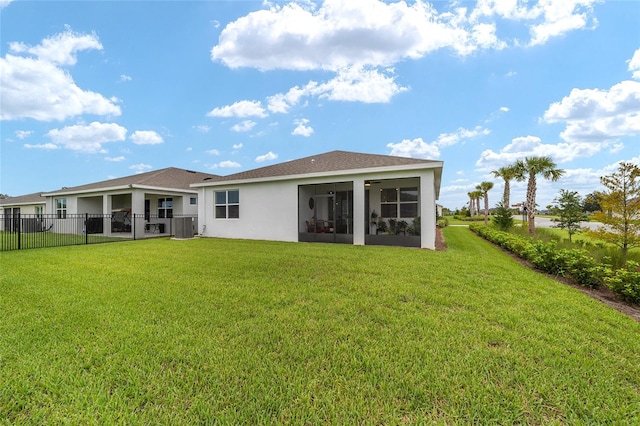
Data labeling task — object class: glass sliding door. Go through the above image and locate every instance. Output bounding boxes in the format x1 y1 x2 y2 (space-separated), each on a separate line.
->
298 182 353 244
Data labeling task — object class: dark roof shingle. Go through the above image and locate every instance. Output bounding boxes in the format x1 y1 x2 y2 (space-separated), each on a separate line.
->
43 167 220 194
0 192 46 206
215 150 441 182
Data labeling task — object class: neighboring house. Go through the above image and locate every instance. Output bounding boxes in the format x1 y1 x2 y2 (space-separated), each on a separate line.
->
192 150 443 249
1 192 47 232
39 168 220 238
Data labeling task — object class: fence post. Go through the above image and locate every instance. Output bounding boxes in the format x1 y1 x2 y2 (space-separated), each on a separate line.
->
17 212 21 250
85 213 89 245
133 213 136 241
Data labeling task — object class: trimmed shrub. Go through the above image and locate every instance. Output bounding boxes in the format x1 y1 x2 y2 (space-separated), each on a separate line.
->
604 261 640 304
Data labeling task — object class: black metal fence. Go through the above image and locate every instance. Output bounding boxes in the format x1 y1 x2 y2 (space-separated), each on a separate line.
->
0 213 197 252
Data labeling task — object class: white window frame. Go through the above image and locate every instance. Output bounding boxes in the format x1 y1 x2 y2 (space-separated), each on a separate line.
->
215 190 239 219
56 198 67 219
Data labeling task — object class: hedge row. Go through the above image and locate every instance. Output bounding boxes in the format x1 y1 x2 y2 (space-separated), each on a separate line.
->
469 224 640 304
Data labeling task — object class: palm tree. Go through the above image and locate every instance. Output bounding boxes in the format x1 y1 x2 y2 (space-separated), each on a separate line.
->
491 165 520 208
479 181 494 224
473 189 483 217
514 156 565 234
467 191 475 217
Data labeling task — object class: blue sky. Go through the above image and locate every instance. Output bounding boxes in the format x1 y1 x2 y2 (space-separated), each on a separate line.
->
1 0 639 210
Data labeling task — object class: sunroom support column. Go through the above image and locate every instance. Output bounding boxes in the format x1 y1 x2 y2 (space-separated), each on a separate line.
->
103 195 112 236
420 170 436 250
131 190 145 239
353 178 365 246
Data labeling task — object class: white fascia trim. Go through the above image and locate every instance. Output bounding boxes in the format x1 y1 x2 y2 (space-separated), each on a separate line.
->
0 201 46 207
44 185 198 197
191 162 443 188
43 185 132 197
132 185 198 194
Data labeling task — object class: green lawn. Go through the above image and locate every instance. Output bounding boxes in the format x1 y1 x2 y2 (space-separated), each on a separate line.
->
1 228 639 424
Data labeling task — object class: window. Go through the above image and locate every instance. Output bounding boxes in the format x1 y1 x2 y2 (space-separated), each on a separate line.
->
400 187 418 218
158 197 173 218
215 190 239 219
380 187 418 218
190 197 197 205
380 188 397 218
35 206 43 220
56 198 67 219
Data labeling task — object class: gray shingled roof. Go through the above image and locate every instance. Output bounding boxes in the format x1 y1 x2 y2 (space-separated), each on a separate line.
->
0 192 46 206
214 150 442 182
43 167 221 195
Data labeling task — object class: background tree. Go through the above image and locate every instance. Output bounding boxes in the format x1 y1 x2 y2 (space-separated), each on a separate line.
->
491 165 520 208
551 189 586 242
586 162 640 261
492 201 514 231
467 192 475 217
583 191 603 214
479 181 494 224
473 189 483 218
514 156 565 234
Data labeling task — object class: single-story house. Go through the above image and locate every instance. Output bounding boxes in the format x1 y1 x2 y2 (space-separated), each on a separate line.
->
192 150 443 249
37 167 220 237
0 192 47 232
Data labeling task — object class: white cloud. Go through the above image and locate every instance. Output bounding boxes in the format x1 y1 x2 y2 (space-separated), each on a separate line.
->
15 130 33 140
291 118 314 136
24 143 58 150
0 0 13 8
609 143 624 154
264 67 405 114
130 163 152 173
212 0 595 73
45 122 127 153
387 137 440 159
0 29 121 121
387 126 489 159
120 74 132 82
528 0 599 46
434 126 490 147
209 160 241 169
193 125 211 133
267 85 310 113
231 120 257 132
212 0 508 72
131 130 164 145
313 66 407 103
475 135 607 170
500 106 510 112
543 80 640 143
105 156 125 162
256 151 278 162
206 149 221 155
209 0 599 114
627 48 640 80
9 26 102 66
206 100 267 118
232 143 243 150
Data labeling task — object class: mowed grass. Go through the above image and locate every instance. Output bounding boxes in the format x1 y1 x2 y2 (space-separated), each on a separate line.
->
1 228 639 424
